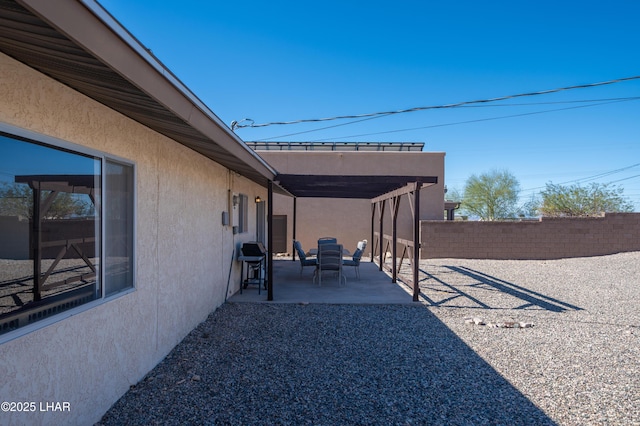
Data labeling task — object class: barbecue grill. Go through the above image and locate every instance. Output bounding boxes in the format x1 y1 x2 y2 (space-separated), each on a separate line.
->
241 242 266 257
238 242 267 294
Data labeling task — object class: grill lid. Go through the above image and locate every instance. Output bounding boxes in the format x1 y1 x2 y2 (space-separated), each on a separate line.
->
242 242 266 257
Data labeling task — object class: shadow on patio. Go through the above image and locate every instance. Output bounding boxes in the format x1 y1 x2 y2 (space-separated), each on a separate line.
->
228 258 415 304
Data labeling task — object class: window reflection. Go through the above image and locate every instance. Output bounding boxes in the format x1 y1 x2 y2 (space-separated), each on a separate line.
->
0 135 100 334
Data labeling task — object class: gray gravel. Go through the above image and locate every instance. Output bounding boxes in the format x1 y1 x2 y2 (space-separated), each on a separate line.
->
98 252 639 425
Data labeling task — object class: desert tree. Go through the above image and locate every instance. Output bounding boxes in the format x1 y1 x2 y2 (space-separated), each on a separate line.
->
462 169 520 220
0 182 93 219
538 182 634 217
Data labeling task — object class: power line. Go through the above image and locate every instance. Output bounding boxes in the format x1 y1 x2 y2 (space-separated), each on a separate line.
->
573 165 640 184
259 114 385 141
519 163 640 193
231 75 640 130
258 96 640 141
607 173 640 184
309 98 640 142
516 172 640 212
434 96 640 108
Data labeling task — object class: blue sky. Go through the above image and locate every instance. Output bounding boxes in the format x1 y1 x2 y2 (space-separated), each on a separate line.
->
99 0 640 210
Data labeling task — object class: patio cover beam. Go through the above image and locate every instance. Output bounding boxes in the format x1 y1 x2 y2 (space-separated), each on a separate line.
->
275 174 436 200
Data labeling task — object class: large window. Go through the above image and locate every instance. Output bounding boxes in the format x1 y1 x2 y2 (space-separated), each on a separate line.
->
0 129 134 337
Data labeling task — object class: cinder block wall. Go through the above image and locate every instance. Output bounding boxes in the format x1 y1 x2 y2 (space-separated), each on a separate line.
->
421 213 640 259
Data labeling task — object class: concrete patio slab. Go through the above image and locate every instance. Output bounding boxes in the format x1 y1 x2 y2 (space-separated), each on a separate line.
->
228 258 414 304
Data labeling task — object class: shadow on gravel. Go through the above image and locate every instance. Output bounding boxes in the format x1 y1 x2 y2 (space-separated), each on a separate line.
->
418 266 582 312
98 303 556 426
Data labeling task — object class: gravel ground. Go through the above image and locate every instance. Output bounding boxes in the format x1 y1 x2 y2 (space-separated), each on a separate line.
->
98 252 639 426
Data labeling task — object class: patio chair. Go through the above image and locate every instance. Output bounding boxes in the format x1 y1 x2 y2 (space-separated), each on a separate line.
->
343 240 367 279
314 243 346 286
293 240 317 276
317 237 337 245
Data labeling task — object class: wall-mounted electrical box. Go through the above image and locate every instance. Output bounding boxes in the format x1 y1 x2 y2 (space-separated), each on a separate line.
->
222 211 229 226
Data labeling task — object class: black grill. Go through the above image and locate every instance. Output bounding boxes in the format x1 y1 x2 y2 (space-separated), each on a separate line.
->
241 242 266 257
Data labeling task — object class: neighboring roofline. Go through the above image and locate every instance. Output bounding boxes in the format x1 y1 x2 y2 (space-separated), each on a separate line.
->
12 0 277 183
247 141 425 152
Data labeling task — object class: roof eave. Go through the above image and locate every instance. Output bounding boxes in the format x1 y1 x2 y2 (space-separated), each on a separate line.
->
14 0 277 184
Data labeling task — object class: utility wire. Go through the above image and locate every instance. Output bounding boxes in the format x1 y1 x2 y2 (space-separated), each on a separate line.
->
259 114 388 141
258 96 640 141
606 173 640 184
519 163 640 193
231 75 640 130
432 96 640 108
569 164 640 184
309 98 640 142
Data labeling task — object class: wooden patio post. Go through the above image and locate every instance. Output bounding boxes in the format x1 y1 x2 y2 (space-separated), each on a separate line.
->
378 200 386 271
412 182 422 301
292 197 297 261
391 196 401 283
370 203 375 263
267 180 274 301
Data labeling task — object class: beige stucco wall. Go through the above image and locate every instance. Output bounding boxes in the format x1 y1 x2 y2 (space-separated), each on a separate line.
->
0 52 265 425
261 151 445 253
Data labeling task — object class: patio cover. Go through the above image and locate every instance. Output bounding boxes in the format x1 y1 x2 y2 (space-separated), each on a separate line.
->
274 174 437 199
267 174 438 301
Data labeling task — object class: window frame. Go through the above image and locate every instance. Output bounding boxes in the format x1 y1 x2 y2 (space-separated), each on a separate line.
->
238 193 249 233
0 122 136 343
103 157 136 297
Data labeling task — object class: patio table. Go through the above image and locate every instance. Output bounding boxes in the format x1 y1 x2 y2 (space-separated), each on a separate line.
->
308 247 350 256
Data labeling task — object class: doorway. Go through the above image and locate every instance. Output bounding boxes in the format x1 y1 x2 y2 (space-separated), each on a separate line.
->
272 215 287 254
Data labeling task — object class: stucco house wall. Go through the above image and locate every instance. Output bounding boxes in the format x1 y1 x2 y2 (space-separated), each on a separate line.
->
259 151 445 253
0 52 264 425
